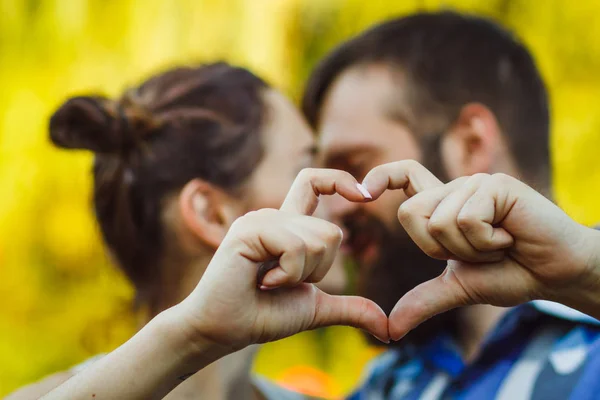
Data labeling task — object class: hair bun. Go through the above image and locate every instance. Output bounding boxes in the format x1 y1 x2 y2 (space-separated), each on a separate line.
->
49 96 125 154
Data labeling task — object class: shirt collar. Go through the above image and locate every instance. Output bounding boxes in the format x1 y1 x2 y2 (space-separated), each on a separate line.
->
532 300 600 325
405 304 543 378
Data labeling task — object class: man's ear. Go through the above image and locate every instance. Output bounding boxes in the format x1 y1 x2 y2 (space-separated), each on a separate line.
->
441 103 501 179
178 179 239 250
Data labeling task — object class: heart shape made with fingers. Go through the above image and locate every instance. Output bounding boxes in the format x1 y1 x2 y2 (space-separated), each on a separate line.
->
255 160 558 343
253 161 450 343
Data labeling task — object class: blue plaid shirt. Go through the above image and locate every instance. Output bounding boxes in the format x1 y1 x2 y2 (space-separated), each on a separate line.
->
349 303 600 400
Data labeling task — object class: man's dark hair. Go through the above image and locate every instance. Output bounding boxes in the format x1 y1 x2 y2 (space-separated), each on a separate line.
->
303 11 550 190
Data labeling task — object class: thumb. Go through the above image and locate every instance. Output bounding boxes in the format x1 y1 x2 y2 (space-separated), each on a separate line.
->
311 291 390 344
388 266 471 341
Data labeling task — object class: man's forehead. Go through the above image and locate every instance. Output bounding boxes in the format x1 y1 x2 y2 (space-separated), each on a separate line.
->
321 64 399 113
318 128 378 158
318 64 414 141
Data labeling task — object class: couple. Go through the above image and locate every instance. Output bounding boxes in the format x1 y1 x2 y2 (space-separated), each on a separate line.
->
11 11 600 400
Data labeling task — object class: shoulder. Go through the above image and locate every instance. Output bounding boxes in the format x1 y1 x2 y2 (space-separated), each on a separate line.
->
496 321 600 399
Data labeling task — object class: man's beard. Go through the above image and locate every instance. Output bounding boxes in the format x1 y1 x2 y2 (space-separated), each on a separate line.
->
345 214 459 348
351 134 458 347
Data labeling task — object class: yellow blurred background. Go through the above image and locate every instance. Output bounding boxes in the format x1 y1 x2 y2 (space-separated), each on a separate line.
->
2 0 600 397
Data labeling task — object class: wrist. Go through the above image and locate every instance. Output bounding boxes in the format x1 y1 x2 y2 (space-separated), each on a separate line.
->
552 227 600 320
152 305 233 375
589 228 600 277
579 226 600 297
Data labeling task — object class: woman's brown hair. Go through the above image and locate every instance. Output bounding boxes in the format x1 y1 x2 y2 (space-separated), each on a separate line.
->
49 63 268 312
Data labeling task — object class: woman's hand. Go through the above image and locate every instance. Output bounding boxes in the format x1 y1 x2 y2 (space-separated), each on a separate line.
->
175 168 390 352
40 169 388 400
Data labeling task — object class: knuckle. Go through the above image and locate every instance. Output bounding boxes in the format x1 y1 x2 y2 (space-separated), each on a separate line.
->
243 208 276 221
309 269 327 283
288 237 307 256
335 168 354 180
470 172 490 180
310 241 328 258
492 172 512 184
397 200 418 223
290 266 304 282
285 242 306 282
324 223 343 243
230 215 250 232
298 167 316 180
456 211 478 231
431 248 449 260
468 173 490 185
427 216 450 237
397 206 410 224
423 243 448 259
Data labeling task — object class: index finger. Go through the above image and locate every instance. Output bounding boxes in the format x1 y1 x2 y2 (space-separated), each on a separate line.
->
280 168 371 215
259 168 369 287
361 160 444 200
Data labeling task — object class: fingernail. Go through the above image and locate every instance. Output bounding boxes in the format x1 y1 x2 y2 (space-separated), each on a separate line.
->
374 335 390 344
259 285 279 291
356 183 372 200
392 332 406 342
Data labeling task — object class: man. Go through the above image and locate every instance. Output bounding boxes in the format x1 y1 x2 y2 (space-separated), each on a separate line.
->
302 11 600 399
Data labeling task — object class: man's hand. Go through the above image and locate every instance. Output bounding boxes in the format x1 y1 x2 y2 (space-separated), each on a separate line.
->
362 163 600 341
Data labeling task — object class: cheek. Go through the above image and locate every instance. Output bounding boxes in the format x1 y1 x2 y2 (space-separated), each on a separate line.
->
246 164 296 210
247 181 290 210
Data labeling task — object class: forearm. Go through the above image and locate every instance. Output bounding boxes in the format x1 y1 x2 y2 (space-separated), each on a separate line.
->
42 307 230 400
163 345 261 400
221 345 262 400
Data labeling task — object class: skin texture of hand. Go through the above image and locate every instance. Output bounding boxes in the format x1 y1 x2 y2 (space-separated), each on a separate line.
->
178 168 390 351
362 162 600 341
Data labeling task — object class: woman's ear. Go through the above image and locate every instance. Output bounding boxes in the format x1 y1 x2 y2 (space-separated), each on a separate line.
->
178 179 240 250
441 103 501 179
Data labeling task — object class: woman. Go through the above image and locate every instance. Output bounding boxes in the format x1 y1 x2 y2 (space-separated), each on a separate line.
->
14 164 387 400
8 62 358 399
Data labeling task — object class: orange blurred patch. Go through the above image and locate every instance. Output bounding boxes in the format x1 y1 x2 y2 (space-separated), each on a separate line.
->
276 365 342 399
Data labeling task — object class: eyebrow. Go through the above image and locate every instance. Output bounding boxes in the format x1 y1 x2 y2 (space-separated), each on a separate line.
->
383 98 418 135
